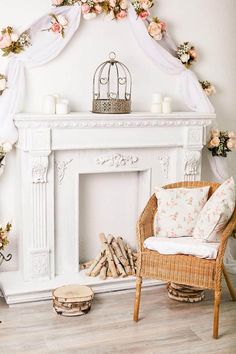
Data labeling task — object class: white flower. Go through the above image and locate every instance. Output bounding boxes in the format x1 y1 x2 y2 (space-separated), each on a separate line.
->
83 12 97 20
0 78 7 91
153 32 162 41
57 15 68 26
120 0 128 9
10 32 19 42
180 53 190 63
3 142 12 153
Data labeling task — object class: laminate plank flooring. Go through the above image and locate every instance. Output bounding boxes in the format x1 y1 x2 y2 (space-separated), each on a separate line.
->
0 275 236 354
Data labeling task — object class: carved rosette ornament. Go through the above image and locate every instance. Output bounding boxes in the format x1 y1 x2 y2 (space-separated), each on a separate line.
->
96 153 138 168
184 150 201 181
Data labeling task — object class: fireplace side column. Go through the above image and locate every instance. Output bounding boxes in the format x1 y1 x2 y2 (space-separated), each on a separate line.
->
20 129 55 281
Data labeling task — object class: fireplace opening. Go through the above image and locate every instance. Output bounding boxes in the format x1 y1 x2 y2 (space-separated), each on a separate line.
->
78 171 149 264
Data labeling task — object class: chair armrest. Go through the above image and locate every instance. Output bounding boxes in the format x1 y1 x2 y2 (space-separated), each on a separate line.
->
136 194 157 251
216 207 236 276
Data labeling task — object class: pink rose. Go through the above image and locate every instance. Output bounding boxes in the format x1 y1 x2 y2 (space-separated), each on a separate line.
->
81 3 91 14
227 139 236 150
148 22 162 40
189 48 197 59
51 22 63 33
228 131 236 139
116 10 127 20
95 4 102 13
159 21 166 31
210 137 220 147
0 34 12 49
109 0 116 7
139 10 149 20
52 0 64 5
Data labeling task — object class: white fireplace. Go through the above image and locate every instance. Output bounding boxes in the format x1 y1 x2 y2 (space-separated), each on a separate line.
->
0 111 215 304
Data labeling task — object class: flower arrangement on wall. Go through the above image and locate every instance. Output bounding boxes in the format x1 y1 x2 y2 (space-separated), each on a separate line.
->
208 129 236 157
43 14 68 37
199 81 216 96
0 142 12 176
176 42 197 68
0 27 31 56
0 223 12 252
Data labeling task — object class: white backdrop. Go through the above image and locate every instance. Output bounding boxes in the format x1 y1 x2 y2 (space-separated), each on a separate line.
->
0 0 236 271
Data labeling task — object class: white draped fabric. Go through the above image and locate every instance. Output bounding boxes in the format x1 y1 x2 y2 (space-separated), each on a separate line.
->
128 7 214 114
0 4 215 143
0 4 81 142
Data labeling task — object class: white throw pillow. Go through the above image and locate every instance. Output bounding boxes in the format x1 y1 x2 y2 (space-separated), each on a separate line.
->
154 186 210 238
193 177 236 242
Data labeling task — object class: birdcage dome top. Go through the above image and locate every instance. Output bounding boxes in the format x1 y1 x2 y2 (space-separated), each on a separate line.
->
92 52 132 114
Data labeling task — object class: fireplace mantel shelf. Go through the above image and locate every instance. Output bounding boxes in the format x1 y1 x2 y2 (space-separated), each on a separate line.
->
14 111 216 129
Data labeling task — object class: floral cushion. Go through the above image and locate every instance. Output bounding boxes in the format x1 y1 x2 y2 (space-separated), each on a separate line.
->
154 186 210 238
193 177 236 242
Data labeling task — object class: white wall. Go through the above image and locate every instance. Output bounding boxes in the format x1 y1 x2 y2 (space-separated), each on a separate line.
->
0 0 236 270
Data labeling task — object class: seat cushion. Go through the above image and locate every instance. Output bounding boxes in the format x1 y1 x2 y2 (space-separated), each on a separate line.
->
154 186 210 238
144 236 219 259
193 177 236 242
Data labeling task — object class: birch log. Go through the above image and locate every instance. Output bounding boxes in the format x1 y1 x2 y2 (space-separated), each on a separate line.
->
111 239 129 267
99 233 118 278
113 253 127 277
90 255 107 277
87 251 105 276
99 264 107 280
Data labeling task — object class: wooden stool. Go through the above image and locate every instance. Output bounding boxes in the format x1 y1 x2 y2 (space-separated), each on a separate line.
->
52 284 94 316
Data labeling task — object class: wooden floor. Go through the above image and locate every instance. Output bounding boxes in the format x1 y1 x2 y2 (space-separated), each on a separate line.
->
0 276 236 354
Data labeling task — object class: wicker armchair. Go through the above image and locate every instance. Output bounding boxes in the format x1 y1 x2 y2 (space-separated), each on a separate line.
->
133 181 236 339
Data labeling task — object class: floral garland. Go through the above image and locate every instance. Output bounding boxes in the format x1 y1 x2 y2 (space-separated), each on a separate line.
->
0 0 216 97
208 129 236 157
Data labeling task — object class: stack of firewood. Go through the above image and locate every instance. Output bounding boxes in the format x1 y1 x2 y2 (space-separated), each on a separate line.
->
80 233 138 280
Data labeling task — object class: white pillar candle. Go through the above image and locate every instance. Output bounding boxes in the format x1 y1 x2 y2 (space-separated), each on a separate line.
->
152 93 162 104
56 99 70 115
151 102 162 113
42 95 56 114
162 96 172 114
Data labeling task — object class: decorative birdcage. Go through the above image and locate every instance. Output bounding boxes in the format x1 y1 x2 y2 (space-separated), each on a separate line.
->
92 52 132 114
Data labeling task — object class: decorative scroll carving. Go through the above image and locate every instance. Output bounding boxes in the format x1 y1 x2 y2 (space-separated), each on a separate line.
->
32 156 49 183
55 159 73 185
31 251 49 278
15 118 214 130
96 153 138 168
158 154 169 178
184 151 201 181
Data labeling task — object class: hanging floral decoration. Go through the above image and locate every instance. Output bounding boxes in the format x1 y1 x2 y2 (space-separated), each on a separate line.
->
147 17 166 41
42 14 68 37
132 0 153 20
0 74 7 96
0 223 12 251
176 42 197 68
208 129 236 157
199 81 216 96
0 142 12 166
0 27 31 56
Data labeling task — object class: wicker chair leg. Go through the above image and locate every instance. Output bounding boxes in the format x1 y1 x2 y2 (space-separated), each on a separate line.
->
223 266 236 301
133 276 142 322
213 290 221 339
